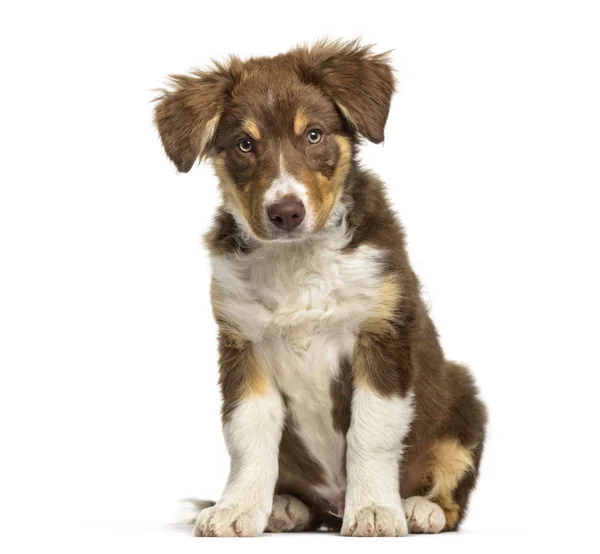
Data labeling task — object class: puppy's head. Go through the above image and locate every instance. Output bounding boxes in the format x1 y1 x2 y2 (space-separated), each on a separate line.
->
155 40 395 241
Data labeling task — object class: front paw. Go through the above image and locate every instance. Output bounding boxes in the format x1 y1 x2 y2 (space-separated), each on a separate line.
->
193 504 267 537
341 505 408 537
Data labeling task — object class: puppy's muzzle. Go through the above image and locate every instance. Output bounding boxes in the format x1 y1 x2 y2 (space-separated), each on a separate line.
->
267 195 305 232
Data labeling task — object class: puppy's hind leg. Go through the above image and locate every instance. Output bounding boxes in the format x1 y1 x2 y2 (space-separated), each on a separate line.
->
421 362 487 531
266 494 312 532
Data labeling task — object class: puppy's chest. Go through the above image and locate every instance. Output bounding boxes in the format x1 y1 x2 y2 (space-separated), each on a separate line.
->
212 239 385 346
212 239 385 501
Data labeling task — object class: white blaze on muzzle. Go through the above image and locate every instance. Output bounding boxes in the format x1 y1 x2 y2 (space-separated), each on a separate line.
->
262 154 314 234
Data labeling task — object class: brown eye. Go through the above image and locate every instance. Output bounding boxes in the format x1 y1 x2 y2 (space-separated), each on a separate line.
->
237 138 253 153
307 129 323 144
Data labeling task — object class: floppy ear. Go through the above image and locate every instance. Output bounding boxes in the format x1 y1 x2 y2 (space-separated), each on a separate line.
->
153 62 236 172
292 39 396 143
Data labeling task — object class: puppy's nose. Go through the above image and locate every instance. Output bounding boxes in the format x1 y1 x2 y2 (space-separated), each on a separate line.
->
267 196 305 231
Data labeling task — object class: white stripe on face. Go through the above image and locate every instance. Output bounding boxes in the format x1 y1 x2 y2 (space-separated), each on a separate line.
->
262 154 314 234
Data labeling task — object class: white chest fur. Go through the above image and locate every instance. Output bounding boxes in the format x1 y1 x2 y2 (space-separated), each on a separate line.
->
211 227 386 503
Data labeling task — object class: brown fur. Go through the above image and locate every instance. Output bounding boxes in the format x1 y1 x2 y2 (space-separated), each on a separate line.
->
212 281 268 420
155 39 487 533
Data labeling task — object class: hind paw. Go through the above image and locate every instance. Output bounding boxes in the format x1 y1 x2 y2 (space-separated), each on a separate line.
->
403 496 446 534
266 494 311 532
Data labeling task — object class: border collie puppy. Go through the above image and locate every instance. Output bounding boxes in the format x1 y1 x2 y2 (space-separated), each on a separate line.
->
154 39 487 537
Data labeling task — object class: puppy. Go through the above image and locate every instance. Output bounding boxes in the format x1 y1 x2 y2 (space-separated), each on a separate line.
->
154 39 487 537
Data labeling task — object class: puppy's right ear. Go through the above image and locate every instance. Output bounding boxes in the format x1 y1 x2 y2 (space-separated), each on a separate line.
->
291 39 395 144
154 62 236 173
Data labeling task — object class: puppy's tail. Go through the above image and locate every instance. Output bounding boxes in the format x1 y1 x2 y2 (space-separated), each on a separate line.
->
178 499 216 525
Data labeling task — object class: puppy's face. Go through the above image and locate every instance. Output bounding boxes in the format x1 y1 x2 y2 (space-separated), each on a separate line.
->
155 40 395 241
213 77 352 240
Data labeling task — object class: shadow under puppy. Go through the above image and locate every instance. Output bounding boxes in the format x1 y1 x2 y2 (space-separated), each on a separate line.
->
154 39 487 537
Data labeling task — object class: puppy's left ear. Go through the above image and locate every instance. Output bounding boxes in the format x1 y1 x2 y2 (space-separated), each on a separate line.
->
292 39 396 143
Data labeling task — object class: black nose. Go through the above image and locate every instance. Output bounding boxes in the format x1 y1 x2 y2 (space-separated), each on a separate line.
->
267 196 306 231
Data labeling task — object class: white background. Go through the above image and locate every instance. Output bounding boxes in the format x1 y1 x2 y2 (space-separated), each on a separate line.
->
1 1 599 552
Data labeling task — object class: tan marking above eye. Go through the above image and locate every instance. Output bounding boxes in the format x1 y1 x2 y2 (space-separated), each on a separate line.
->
294 108 309 135
243 119 261 140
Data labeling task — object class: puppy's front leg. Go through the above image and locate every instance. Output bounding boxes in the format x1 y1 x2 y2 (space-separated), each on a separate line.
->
341 330 415 537
194 333 284 537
